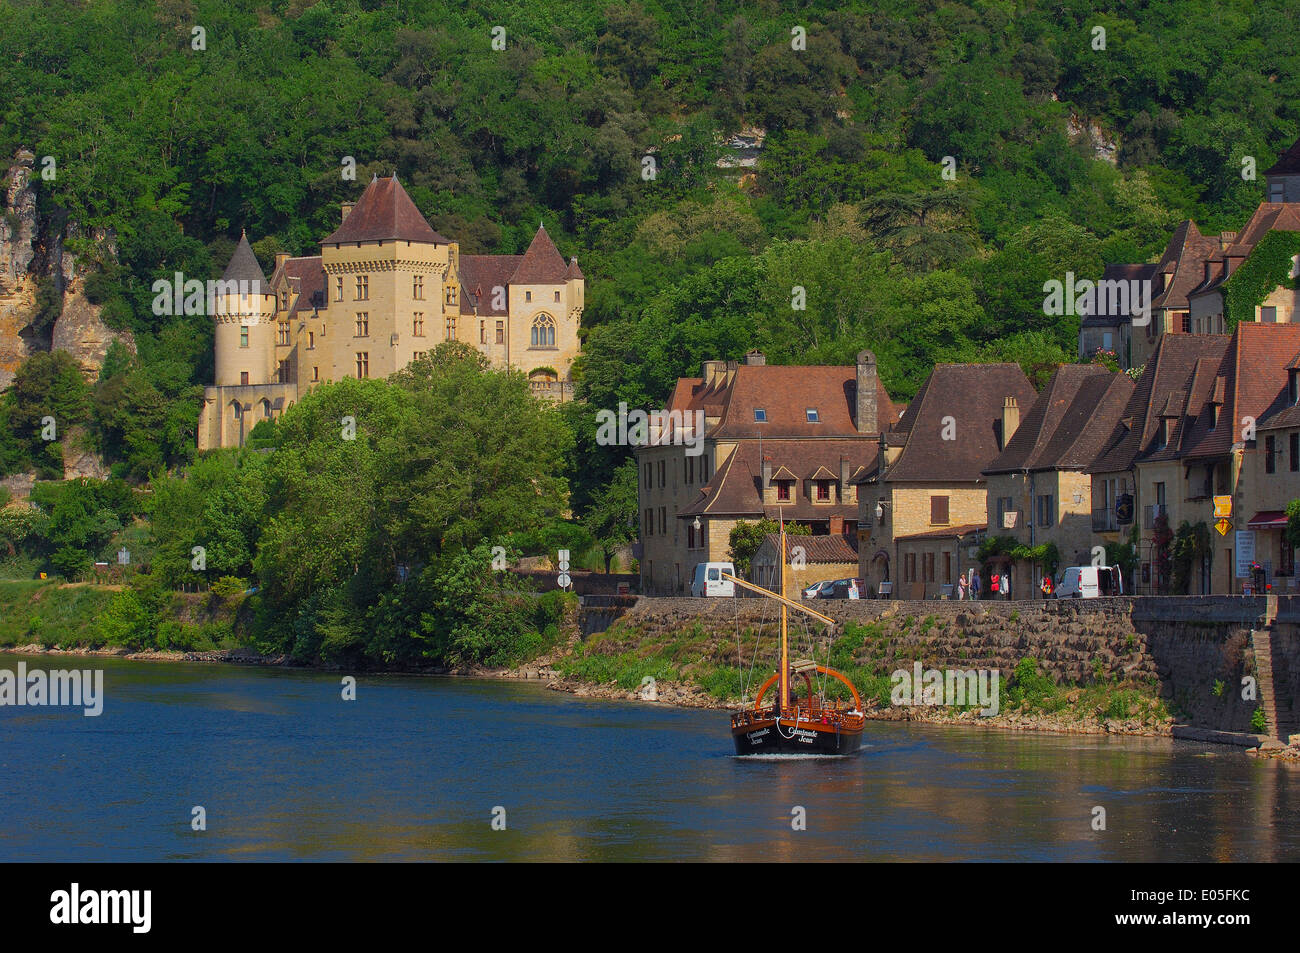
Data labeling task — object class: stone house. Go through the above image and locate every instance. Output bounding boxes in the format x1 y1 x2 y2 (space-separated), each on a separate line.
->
982 364 1134 597
750 532 859 595
637 350 898 596
854 363 1037 598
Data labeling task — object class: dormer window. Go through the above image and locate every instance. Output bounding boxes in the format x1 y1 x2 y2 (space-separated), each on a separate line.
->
1209 404 1220 430
754 409 767 422
806 408 820 423
776 480 792 501
1290 370 1299 406
1158 418 1170 449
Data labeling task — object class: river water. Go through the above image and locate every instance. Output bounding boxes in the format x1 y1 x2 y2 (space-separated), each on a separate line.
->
1 654 1296 862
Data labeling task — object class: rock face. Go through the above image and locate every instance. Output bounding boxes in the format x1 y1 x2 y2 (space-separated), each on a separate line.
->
0 149 134 390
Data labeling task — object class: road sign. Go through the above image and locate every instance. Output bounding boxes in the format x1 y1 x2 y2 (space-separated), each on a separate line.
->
1215 518 1232 536
1213 495 1233 519
556 571 571 589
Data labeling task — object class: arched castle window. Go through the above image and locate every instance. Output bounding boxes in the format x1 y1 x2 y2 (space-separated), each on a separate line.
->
530 313 556 348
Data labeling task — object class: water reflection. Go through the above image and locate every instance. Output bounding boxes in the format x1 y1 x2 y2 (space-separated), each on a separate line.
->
0 655 1295 861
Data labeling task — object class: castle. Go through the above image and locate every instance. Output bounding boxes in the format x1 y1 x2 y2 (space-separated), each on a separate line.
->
197 174 584 449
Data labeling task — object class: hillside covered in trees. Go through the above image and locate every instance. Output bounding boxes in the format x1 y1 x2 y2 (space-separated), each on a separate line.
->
1 0 1297 523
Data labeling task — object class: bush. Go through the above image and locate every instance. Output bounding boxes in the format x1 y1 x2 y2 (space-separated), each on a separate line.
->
1007 657 1056 708
1251 707 1268 733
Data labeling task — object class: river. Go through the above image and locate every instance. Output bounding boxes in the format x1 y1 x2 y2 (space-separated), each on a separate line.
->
1 654 1296 862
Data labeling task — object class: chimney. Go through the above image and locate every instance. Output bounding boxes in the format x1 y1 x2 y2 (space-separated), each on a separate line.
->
1002 396 1020 449
840 456 850 490
274 252 289 272
341 202 355 224
762 458 772 503
745 350 766 366
855 349 879 435
702 360 726 387
830 515 844 535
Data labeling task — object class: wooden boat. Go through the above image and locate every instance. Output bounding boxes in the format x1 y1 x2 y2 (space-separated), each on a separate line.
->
724 521 865 756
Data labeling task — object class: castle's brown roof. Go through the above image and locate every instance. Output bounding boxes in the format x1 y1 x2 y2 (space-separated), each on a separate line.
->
510 225 569 284
565 256 584 280
281 256 326 316
1149 220 1220 311
458 254 520 316
322 176 449 245
223 231 266 286
874 364 1037 484
984 365 1134 474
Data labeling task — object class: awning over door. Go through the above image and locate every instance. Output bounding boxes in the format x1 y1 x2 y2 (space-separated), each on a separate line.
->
1247 511 1288 530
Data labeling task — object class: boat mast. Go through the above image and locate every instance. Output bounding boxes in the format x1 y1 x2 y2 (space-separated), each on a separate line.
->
779 512 789 712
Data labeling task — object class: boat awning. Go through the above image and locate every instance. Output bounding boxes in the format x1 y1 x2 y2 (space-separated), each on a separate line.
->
1247 510 1288 530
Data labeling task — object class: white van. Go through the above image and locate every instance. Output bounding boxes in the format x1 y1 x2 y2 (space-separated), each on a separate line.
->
691 562 736 597
1055 565 1124 598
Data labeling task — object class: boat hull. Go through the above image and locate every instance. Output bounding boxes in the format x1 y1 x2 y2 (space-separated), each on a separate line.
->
732 718 864 756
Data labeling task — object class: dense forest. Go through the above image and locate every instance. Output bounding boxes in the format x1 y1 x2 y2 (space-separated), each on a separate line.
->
1 0 1297 662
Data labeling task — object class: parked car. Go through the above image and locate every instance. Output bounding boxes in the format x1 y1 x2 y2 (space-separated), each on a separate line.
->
815 577 866 599
691 562 736 597
802 579 835 599
1054 565 1124 598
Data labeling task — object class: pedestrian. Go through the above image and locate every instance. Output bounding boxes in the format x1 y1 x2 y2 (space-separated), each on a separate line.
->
971 569 981 600
957 575 968 600
991 572 1000 597
1003 571 1012 601
1040 574 1054 599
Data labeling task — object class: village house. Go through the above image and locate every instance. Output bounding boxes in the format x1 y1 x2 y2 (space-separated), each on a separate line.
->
197 174 584 449
636 350 897 596
1088 324 1300 594
982 364 1134 597
1079 136 1300 369
854 363 1036 599
1248 351 1300 591
750 532 860 595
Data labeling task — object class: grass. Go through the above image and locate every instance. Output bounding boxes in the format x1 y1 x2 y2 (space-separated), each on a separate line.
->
0 579 120 647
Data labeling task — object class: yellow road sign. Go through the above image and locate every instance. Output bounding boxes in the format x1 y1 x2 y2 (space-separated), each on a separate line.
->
1215 518 1232 536
1213 495 1233 519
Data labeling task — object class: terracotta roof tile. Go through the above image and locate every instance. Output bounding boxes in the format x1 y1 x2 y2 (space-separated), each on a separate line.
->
458 254 519 316
510 225 569 284
757 533 859 563
881 364 1037 483
322 176 449 245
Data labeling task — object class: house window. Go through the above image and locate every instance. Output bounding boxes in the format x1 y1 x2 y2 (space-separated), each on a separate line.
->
776 481 792 502
277 359 289 383
943 552 952 584
1290 371 1299 406
1209 404 1219 430
659 507 666 534
355 313 369 336
1181 313 1190 333
495 321 504 344
232 402 242 420
413 314 424 336
335 276 344 301
644 462 652 489
754 409 767 422
905 553 916 582
658 460 666 486
240 371 249 386
924 553 935 583
280 291 288 310
816 480 832 501
312 365 319 381
413 275 424 299
240 326 249 348
806 409 820 423
1266 435 1277 474
1291 432 1299 472
446 286 457 307
413 351 426 361
1283 540 1296 576
525 291 532 303
931 495 950 526
1102 332 1113 350
1036 494 1055 527
1262 306 1278 323
355 275 369 300
355 352 369 378
1158 418 1170 449
308 331 315 349
446 315 456 340
554 290 561 302
531 314 556 348
644 509 653 536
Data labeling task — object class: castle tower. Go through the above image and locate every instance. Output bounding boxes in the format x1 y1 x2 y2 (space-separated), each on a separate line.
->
212 231 276 388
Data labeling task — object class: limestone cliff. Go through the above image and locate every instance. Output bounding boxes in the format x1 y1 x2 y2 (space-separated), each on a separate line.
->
0 149 134 390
